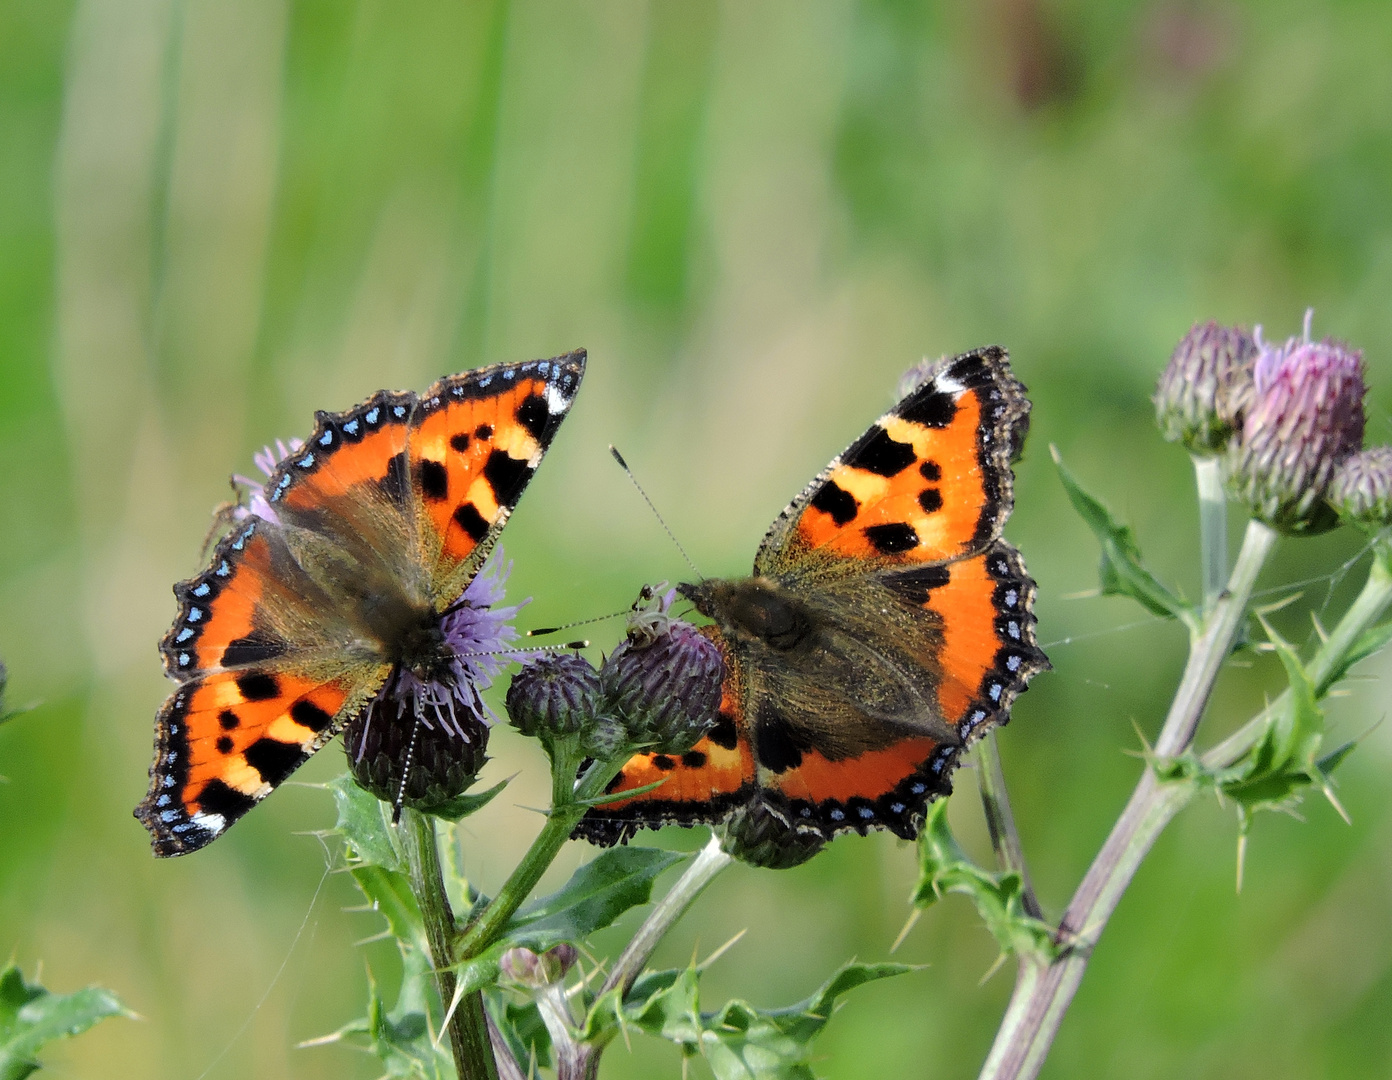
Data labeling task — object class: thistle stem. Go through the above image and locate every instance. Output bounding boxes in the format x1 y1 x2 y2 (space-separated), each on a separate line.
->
975 730 1042 920
1194 455 1228 612
456 750 627 960
979 519 1277 1080
401 808 499 1080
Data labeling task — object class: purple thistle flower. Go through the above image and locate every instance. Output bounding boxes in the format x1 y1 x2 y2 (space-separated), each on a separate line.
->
1226 313 1366 534
229 438 305 525
343 551 533 815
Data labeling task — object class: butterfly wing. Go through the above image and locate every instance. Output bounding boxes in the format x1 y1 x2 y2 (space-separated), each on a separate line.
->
137 353 586 855
578 347 1046 853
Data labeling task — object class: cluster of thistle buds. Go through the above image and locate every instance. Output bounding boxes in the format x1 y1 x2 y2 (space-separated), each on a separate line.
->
506 585 725 764
1155 311 1391 535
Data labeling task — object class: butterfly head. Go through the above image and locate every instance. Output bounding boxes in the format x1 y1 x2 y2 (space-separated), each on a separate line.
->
677 577 813 652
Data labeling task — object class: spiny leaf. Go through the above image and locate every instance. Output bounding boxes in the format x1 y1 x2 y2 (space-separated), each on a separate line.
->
912 802 1058 962
1052 447 1197 628
427 777 509 822
328 773 405 873
1317 619 1392 695
0 963 131 1080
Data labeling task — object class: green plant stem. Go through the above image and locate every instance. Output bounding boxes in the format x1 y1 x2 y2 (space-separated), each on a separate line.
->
401 809 499 1080
979 519 1277 1080
976 730 1042 920
456 752 628 961
1194 455 1228 612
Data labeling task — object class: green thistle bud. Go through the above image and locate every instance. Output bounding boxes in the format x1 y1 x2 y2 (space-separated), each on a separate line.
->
1327 446 1392 530
1154 321 1257 454
342 704 488 817
1226 326 1366 535
601 620 723 756
499 944 578 988
579 716 629 760
717 799 826 869
505 653 603 739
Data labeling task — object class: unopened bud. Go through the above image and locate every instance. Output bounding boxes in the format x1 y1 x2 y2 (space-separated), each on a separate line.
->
1154 321 1258 454
499 943 578 988
506 653 603 739
717 799 826 870
1328 446 1392 530
601 620 723 756
343 704 488 816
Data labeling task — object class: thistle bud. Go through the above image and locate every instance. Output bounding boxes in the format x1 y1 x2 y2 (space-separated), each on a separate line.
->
1327 446 1392 530
506 653 603 739
1226 327 1366 534
1154 321 1258 454
600 620 723 756
342 703 488 816
717 799 826 869
499 944 578 988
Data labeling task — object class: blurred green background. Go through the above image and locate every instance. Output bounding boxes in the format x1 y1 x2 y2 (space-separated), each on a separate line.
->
3 0 1392 1076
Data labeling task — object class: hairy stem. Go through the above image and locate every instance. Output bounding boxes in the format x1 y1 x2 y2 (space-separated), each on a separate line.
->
976 730 1042 920
456 751 627 960
1194 455 1228 612
979 519 1277 1080
401 809 499 1080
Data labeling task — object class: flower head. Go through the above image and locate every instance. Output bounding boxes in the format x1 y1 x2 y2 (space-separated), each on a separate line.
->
345 552 528 815
1226 316 1366 534
600 590 724 756
1327 446 1392 531
1154 321 1258 453
232 438 305 525
506 653 603 739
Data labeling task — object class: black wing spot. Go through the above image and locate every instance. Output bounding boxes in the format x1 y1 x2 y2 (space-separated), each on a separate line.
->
899 389 957 428
918 488 943 513
453 502 491 542
218 709 240 730
418 459 449 501
652 754 677 771
450 432 471 452
864 522 920 554
753 704 809 773
475 424 494 440
516 393 549 440
920 460 941 481
708 711 739 750
845 427 917 477
380 451 411 503
216 736 234 754
291 699 334 733
222 631 285 667
810 481 858 526
236 672 280 702
243 737 307 787
681 750 707 768
883 565 952 605
195 778 256 819
482 449 533 505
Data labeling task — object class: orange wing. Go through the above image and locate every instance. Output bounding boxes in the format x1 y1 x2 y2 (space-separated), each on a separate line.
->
756 346 1029 574
138 519 387 855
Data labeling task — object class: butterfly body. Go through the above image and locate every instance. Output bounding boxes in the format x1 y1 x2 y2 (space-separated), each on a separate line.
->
137 353 585 856
578 346 1047 860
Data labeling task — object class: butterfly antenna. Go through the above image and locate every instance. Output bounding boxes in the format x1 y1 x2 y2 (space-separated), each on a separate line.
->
393 715 424 825
609 445 701 579
528 609 630 638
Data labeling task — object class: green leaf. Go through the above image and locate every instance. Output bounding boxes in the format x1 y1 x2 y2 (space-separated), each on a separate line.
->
486 995 552 1073
456 847 686 996
427 777 509 822
617 961 914 1080
0 963 131 1080
911 802 1058 962
1052 447 1197 628
328 773 405 873
1317 618 1392 695
306 964 451 1080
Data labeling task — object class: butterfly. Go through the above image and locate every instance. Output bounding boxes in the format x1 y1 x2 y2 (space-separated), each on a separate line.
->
135 353 586 856
574 347 1048 865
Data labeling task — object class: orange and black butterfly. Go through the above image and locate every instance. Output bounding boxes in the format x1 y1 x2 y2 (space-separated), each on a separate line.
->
136 353 585 855
575 347 1047 855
